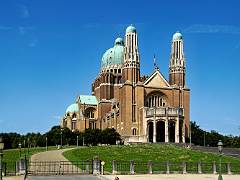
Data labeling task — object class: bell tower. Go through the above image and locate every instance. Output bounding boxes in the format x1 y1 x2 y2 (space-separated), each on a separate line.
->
122 25 140 84
169 32 186 87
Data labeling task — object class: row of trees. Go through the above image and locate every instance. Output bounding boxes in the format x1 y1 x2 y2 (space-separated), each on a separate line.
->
189 121 240 147
0 126 121 149
1 122 240 149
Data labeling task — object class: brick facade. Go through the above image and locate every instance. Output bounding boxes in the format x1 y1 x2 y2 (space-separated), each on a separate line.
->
61 26 190 143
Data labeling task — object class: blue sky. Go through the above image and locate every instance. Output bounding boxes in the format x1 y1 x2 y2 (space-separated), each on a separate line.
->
0 0 240 135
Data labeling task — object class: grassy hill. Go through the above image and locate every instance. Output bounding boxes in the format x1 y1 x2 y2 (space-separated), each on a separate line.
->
64 144 240 173
3 145 75 173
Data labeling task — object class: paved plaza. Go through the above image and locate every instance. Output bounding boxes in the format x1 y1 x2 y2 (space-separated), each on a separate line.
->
3 174 240 180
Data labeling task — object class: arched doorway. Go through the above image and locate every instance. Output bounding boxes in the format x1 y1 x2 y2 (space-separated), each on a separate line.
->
148 121 153 143
156 121 165 142
179 120 183 143
169 121 175 142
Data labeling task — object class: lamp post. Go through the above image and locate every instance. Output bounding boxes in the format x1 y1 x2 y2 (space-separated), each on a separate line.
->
189 121 192 147
45 136 48 151
18 143 22 158
60 128 63 148
23 139 26 156
77 135 79 147
218 140 223 180
0 137 4 180
204 131 206 147
27 138 29 155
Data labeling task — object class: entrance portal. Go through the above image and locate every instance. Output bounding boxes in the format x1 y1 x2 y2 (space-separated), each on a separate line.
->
156 121 165 142
169 121 175 142
148 122 153 143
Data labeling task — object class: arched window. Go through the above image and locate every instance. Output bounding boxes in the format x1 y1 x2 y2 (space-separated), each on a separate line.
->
146 93 167 108
132 128 137 135
72 113 77 118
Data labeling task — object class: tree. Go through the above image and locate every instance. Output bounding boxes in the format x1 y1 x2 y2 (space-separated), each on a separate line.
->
101 128 121 145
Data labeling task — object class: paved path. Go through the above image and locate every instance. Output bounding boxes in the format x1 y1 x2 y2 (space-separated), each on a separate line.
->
29 148 82 175
29 175 102 180
103 174 240 180
5 174 240 180
30 148 72 162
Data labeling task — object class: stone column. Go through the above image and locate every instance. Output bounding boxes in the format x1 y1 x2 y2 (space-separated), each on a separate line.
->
182 162 187 174
148 161 153 174
212 161 217 174
92 157 100 175
130 160 135 174
198 162 202 174
182 120 185 143
166 161 170 174
227 163 231 175
165 119 169 143
175 118 179 143
153 109 156 143
16 158 26 175
112 160 117 175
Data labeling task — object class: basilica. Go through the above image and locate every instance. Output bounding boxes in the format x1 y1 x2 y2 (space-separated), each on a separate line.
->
61 25 190 143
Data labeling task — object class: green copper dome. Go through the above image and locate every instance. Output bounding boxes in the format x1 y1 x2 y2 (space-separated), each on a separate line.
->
126 25 136 33
172 32 183 40
115 37 124 46
66 103 79 113
101 37 124 69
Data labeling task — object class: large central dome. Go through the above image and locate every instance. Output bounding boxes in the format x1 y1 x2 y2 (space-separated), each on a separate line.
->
101 37 124 69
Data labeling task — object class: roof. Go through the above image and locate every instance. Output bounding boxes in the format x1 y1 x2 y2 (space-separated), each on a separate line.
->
101 38 124 69
66 103 79 113
172 32 183 41
144 69 170 87
80 95 98 105
126 25 136 33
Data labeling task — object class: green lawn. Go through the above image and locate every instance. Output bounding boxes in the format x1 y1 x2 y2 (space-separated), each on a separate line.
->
3 145 76 173
63 144 240 173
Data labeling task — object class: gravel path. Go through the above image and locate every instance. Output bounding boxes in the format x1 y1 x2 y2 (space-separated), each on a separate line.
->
30 148 72 162
29 148 80 175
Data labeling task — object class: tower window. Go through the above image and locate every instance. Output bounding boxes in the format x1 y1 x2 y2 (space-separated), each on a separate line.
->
132 128 137 135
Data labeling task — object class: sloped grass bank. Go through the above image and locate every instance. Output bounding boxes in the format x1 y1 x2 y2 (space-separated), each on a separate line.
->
64 144 240 173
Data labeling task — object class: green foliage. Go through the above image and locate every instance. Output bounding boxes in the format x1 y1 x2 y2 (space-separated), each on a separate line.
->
84 128 121 146
190 121 240 147
0 127 121 150
101 128 121 145
64 144 240 172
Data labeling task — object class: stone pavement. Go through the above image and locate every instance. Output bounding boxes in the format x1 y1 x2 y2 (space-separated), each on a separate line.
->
3 174 240 180
102 174 240 180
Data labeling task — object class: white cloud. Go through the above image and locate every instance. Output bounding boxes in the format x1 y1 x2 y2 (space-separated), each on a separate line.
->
184 24 240 35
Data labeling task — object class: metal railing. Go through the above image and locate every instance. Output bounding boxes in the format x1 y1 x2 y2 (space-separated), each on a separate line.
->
112 160 240 175
28 160 92 176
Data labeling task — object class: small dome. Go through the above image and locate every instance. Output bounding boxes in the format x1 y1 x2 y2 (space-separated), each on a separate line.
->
126 25 136 33
172 32 183 41
101 38 124 69
66 103 79 113
114 37 124 46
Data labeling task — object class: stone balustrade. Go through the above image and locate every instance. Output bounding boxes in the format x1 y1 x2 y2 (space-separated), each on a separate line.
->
145 107 184 117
